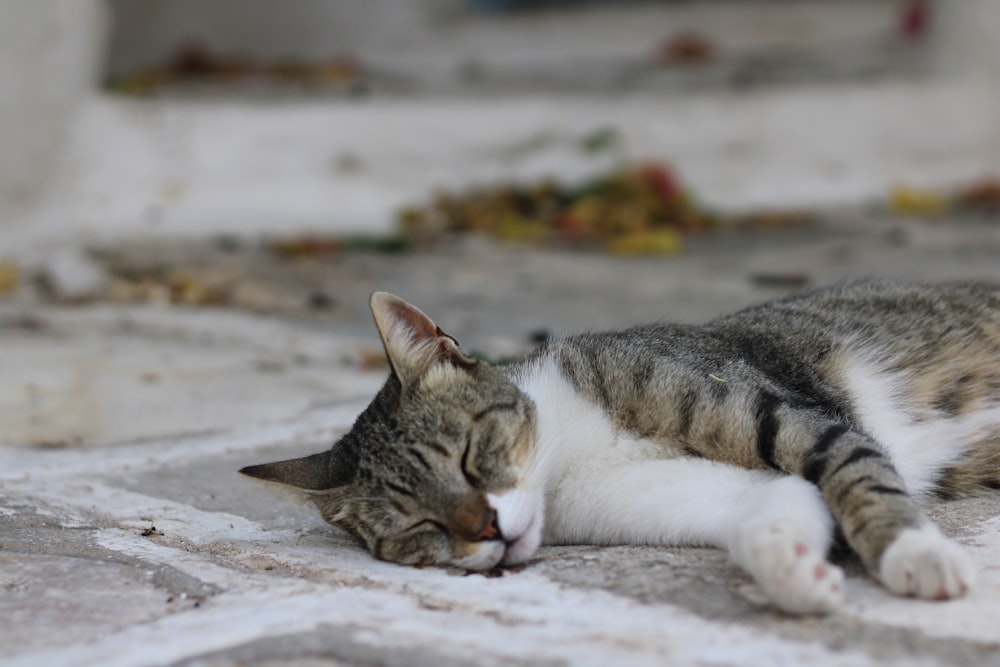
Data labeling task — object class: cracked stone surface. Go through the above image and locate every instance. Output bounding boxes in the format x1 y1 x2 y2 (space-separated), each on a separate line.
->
2 216 1000 666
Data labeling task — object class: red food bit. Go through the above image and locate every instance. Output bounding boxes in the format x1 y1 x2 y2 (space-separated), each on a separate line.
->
637 162 681 204
899 0 930 40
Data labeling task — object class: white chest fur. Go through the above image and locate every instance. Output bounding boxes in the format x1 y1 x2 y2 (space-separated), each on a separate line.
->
515 358 750 546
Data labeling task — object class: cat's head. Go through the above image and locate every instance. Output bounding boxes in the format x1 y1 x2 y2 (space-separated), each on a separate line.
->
240 292 543 570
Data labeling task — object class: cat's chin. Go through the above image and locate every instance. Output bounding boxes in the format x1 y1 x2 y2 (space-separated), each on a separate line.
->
488 488 544 566
500 512 541 565
451 513 542 571
453 542 507 571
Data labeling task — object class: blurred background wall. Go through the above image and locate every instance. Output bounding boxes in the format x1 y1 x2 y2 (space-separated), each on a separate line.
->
1 0 998 247
0 0 106 241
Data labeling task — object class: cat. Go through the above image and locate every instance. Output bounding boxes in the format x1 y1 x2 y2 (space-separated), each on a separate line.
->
241 279 1000 615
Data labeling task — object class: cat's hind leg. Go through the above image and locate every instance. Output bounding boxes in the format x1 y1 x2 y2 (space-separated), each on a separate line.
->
726 475 844 615
790 419 977 601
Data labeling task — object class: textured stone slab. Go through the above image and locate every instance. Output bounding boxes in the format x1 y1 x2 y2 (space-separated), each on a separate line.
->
0 307 383 447
3 386 999 666
1 227 1000 666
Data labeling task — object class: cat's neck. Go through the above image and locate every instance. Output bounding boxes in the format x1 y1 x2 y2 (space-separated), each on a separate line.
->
506 354 618 490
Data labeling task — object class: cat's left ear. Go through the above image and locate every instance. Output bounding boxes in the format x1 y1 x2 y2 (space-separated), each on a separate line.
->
369 291 476 385
240 448 350 492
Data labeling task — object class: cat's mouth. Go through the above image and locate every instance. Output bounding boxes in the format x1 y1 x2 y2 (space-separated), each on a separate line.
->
452 501 542 571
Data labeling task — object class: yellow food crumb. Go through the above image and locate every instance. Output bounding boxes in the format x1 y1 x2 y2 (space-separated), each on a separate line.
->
606 229 683 256
888 185 947 217
0 262 19 295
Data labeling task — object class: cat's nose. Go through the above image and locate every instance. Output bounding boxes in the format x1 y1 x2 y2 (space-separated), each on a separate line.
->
474 508 503 542
453 500 504 542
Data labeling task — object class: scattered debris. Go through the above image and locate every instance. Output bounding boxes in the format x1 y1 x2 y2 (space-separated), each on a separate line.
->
106 266 302 312
658 32 717 66
270 235 410 260
888 185 947 217
109 271 228 307
1 315 47 331
898 0 931 41
578 128 624 156
885 179 1000 218
606 229 683 256
11 174 994 320
528 329 552 345
229 280 296 312
955 178 1000 214
109 41 367 97
0 262 18 296
399 161 811 253
307 292 336 310
269 236 341 260
357 346 390 370
141 524 164 537
397 170 998 257
473 568 510 579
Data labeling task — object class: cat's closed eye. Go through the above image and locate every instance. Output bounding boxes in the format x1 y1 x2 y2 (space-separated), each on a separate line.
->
400 518 449 538
460 434 482 487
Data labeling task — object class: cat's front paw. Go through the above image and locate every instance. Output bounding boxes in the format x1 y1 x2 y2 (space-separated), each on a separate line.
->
879 526 976 599
735 520 843 615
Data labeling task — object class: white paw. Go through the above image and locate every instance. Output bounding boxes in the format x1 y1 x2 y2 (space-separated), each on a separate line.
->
879 526 976 599
735 520 843 615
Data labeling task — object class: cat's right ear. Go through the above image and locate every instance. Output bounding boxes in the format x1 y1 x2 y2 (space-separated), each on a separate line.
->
369 291 476 385
239 446 355 493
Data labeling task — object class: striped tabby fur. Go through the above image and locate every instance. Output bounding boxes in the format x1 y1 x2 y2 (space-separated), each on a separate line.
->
242 279 1000 614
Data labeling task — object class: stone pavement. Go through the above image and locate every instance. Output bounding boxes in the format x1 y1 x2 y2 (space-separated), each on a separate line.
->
2 216 1000 666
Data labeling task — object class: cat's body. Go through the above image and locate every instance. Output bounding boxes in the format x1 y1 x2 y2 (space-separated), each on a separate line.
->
242 279 1000 614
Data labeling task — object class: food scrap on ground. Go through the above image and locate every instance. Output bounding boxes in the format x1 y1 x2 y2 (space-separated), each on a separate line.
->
398 161 811 255
9 167 996 320
140 524 164 538
658 32 717 66
888 184 948 217
399 166 1000 255
357 345 391 371
105 266 298 312
109 42 368 96
0 261 19 296
270 235 409 260
955 178 1000 214
888 178 1000 218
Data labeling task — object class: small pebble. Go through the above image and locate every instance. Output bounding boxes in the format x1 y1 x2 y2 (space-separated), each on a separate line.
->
749 273 810 289
528 328 551 345
307 292 336 310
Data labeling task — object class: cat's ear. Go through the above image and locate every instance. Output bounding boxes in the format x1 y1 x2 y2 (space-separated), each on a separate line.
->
369 291 476 384
239 446 354 492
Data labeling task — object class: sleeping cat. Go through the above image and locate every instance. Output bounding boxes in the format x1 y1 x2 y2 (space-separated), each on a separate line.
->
241 279 1000 614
